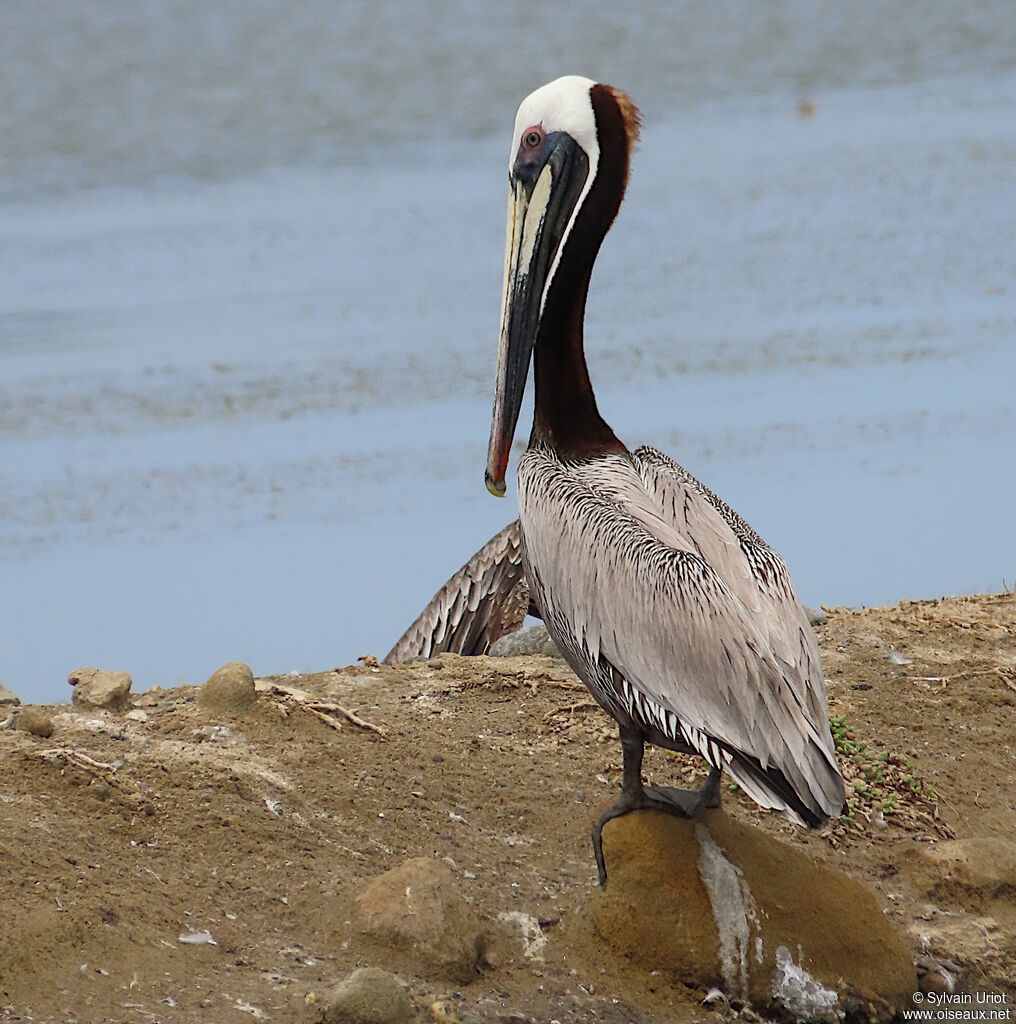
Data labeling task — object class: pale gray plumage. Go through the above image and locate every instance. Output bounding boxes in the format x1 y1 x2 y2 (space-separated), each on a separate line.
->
383 521 530 664
518 443 844 825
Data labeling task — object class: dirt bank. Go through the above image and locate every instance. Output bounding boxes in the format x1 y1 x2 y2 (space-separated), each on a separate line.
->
1 592 1014 1022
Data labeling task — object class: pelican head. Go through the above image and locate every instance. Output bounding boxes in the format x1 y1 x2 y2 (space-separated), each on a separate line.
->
485 76 640 496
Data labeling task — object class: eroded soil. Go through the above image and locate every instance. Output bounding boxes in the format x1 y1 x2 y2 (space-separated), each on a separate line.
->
1 592 1014 1022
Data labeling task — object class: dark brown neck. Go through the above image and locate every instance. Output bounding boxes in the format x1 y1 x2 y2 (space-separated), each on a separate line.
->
530 261 622 459
529 85 631 462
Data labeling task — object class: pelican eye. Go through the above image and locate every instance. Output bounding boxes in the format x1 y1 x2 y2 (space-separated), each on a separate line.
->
523 129 543 149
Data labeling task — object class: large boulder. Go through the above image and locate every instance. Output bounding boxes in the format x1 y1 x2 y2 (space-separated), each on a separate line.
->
585 810 916 1022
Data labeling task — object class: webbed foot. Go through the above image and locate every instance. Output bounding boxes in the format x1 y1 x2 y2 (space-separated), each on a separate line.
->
592 766 722 885
644 765 722 815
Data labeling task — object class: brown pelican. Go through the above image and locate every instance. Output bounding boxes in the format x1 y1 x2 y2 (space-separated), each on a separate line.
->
485 75 845 883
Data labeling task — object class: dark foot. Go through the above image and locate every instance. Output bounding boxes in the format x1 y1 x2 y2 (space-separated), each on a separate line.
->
593 767 722 885
645 765 722 815
592 786 689 886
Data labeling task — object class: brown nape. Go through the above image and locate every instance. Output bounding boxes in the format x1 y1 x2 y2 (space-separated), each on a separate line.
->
597 85 642 151
591 85 642 203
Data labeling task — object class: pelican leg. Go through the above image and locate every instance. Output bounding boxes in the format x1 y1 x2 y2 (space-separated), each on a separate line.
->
592 728 721 885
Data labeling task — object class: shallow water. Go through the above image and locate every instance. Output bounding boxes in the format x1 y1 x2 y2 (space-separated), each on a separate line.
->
2 2 1014 702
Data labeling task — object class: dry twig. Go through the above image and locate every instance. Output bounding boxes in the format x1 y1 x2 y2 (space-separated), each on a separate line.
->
542 701 600 723
256 680 387 738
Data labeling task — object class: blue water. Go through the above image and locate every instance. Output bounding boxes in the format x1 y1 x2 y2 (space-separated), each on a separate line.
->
1 2 1014 703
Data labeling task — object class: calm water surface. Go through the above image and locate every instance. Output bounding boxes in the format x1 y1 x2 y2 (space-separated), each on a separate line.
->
1 2 1014 702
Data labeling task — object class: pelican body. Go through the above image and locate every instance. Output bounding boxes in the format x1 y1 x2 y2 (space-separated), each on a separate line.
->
485 76 845 882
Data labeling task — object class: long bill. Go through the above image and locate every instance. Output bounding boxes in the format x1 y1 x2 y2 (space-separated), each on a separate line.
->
485 139 588 497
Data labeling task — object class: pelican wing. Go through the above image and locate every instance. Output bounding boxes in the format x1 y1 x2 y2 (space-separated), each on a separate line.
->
383 521 530 664
632 445 830 732
518 448 843 821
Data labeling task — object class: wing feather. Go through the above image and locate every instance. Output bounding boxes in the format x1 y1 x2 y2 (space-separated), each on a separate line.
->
633 445 832 733
383 521 530 664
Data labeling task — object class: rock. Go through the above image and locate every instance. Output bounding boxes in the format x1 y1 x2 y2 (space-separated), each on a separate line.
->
355 857 486 982
898 838 1016 904
68 667 132 710
489 625 561 659
15 708 54 738
899 839 1016 993
907 914 1012 991
0 681 20 705
805 605 827 626
915 953 965 995
317 967 412 1024
585 811 915 1022
198 662 255 716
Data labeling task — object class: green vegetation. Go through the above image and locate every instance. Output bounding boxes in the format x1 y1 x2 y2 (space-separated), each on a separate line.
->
827 714 943 834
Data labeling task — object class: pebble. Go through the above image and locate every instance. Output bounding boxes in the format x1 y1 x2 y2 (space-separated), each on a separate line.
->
15 708 55 738
317 967 412 1024
0 681 21 705
198 662 256 716
68 667 133 711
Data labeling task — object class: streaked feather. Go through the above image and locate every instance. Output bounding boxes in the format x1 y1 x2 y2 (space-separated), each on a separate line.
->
383 521 530 664
518 444 844 824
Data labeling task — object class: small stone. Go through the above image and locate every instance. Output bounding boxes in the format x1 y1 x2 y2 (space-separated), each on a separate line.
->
916 954 963 994
317 967 412 1024
15 708 54 738
907 914 1004 987
0 681 21 705
355 858 486 982
198 662 255 716
805 606 827 626
489 625 561 659
68 667 133 711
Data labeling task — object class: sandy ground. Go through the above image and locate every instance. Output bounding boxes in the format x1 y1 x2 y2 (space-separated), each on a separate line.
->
1 592 1014 1022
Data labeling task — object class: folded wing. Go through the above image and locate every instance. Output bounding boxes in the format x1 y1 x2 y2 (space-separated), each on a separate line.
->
518 447 844 823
